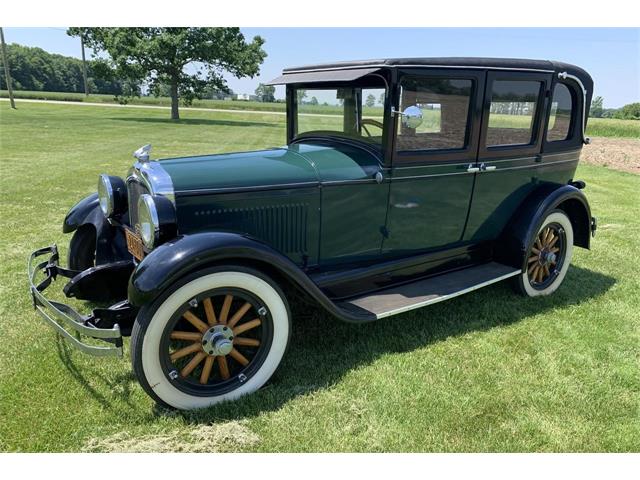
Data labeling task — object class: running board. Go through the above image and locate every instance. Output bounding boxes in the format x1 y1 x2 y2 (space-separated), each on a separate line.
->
337 262 520 319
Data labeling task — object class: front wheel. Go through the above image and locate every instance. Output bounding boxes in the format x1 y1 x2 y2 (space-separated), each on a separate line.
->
131 266 291 410
515 210 574 297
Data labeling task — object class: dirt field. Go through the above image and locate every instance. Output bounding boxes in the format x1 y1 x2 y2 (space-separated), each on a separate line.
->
582 136 640 175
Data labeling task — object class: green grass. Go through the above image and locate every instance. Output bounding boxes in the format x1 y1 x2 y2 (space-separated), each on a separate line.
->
0 102 638 452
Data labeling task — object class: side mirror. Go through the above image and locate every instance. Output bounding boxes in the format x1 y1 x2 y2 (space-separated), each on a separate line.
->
401 105 423 129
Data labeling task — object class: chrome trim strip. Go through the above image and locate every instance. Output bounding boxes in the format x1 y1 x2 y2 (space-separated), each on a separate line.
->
392 171 474 180
177 181 320 195
375 269 521 319
558 72 590 144
127 160 176 205
494 158 578 172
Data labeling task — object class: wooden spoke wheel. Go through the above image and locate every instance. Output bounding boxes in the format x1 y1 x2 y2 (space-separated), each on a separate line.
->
515 210 573 297
160 288 272 395
131 267 290 410
526 223 566 289
361 118 384 137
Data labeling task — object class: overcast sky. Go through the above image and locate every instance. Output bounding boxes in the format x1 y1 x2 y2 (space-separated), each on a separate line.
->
4 27 639 108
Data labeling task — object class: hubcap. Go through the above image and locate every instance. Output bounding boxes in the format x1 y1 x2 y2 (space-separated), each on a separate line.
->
201 325 234 356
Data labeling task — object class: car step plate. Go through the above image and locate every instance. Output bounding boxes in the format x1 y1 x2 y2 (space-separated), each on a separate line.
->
338 262 520 319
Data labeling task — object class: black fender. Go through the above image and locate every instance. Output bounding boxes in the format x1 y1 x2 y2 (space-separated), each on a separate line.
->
63 193 129 265
497 183 594 270
127 232 376 323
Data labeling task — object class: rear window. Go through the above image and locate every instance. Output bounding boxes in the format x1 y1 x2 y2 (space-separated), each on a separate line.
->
547 83 574 142
486 80 542 147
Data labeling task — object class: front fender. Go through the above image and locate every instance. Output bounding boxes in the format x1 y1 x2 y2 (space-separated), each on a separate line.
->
63 193 100 233
497 184 593 270
127 232 375 323
63 192 129 265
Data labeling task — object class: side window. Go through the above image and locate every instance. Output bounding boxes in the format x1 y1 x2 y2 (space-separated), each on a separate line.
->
547 83 574 142
486 80 542 147
396 77 473 152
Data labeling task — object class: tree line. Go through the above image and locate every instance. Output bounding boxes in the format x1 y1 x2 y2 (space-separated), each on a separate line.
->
590 96 640 120
0 43 130 95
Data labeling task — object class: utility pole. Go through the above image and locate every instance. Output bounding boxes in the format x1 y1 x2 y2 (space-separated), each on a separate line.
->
0 27 16 109
80 35 89 96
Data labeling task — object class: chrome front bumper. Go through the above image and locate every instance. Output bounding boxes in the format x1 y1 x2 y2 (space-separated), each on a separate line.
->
28 245 123 357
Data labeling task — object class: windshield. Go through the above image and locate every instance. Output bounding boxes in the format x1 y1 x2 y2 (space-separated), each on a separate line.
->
294 84 386 145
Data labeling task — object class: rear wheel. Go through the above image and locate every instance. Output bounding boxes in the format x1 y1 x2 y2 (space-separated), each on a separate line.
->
131 266 290 410
515 210 573 297
67 225 96 271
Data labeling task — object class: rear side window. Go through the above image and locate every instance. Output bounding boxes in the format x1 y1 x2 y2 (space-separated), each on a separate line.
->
486 80 542 146
396 77 473 152
547 83 574 142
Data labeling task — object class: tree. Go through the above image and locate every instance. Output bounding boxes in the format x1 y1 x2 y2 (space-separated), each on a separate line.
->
68 28 266 120
255 82 275 102
613 102 640 120
365 93 376 108
309 96 318 105
296 89 307 104
590 96 604 118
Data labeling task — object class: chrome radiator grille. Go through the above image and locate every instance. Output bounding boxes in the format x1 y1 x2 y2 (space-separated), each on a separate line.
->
127 179 150 228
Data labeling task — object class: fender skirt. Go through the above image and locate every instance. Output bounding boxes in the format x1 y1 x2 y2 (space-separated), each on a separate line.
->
496 184 594 271
128 232 377 323
63 193 130 265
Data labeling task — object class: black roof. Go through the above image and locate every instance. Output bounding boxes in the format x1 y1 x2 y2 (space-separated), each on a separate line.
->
282 57 592 87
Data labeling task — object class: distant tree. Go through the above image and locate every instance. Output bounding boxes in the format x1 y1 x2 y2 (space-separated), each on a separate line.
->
590 96 604 118
0 43 126 94
255 83 275 102
296 89 307 104
365 93 376 108
309 96 319 105
378 92 385 105
613 102 640 120
68 27 266 120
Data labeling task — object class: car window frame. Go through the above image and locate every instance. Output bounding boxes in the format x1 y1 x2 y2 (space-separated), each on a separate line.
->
391 68 485 166
541 79 583 153
478 71 551 160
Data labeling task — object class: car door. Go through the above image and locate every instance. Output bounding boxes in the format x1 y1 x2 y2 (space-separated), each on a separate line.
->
463 71 552 243
382 69 484 256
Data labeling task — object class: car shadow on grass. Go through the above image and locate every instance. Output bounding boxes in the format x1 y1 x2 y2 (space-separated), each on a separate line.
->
109 116 282 129
54 264 615 420
177 264 616 423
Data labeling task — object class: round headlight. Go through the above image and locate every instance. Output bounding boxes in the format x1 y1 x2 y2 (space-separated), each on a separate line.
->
97 174 127 218
138 194 159 249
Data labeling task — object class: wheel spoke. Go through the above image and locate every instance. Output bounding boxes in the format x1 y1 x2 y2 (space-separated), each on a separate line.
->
543 264 550 278
217 355 230 380
229 348 249 366
219 295 233 324
544 228 554 246
227 302 252 329
531 246 541 255
234 337 260 347
203 297 217 326
200 356 215 384
183 310 209 333
528 255 539 264
530 264 540 281
550 247 560 254
233 318 261 336
170 342 202 361
548 235 559 248
180 351 207 377
536 265 545 283
528 261 539 275
170 331 202 342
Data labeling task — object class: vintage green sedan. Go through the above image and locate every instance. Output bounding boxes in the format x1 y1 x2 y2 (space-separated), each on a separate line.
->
29 57 596 409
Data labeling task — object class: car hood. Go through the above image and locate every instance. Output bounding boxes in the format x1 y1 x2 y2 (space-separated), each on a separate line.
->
157 141 382 195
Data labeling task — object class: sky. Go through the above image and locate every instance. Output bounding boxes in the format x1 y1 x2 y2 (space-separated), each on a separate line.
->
4 27 639 108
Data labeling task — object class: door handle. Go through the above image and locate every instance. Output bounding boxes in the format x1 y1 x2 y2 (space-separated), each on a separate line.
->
467 164 480 173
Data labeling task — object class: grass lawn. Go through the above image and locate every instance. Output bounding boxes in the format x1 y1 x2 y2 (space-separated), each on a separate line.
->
0 102 638 452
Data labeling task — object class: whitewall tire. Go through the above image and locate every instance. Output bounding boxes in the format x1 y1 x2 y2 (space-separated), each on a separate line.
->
131 267 290 410
516 210 574 297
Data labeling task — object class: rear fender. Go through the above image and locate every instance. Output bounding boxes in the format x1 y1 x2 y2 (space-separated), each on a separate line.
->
63 193 129 264
127 232 375 323
497 183 593 270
